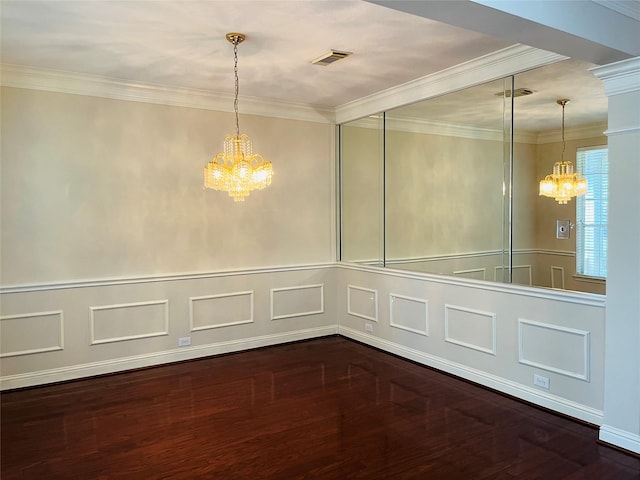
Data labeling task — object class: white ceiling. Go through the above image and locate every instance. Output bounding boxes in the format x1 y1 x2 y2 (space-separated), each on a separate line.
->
0 0 632 131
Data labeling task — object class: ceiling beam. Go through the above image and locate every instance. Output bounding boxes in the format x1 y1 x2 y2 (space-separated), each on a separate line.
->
368 0 640 65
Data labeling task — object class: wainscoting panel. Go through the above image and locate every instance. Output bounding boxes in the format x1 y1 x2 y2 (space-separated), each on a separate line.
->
453 268 486 280
90 300 169 345
551 266 565 289
444 304 497 355
190 291 254 331
519 319 590 380
0 311 64 357
495 265 532 285
271 284 324 320
347 285 378 322
389 293 429 336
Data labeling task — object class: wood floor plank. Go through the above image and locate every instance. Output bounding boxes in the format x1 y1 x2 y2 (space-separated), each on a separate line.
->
2 336 639 479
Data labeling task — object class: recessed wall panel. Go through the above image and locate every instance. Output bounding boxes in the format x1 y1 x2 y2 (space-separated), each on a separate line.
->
444 304 496 355
271 284 324 320
0 311 64 357
551 266 565 289
390 293 428 336
453 268 486 280
190 291 254 331
90 300 168 345
347 285 378 322
519 319 590 380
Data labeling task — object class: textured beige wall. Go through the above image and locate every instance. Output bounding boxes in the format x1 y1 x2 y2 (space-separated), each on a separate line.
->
385 130 504 258
341 125 383 263
0 87 335 285
513 142 538 250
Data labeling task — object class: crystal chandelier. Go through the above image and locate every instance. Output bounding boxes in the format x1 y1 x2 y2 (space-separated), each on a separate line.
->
204 33 273 201
539 99 587 204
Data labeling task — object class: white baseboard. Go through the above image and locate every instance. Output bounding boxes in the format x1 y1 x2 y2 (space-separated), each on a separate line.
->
339 325 604 426
0 325 338 391
599 424 640 454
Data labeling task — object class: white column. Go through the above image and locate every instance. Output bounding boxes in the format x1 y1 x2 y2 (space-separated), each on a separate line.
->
592 57 640 454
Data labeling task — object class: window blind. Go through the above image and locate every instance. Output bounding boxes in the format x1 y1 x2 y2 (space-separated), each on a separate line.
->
576 146 608 278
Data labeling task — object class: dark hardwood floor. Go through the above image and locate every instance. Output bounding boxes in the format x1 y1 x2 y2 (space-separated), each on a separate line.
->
2 336 639 479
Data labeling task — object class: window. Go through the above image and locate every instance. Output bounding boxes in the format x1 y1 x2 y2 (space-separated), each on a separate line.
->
576 146 608 278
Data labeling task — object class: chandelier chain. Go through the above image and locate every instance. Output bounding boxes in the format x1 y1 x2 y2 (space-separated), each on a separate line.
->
561 101 566 160
233 40 240 137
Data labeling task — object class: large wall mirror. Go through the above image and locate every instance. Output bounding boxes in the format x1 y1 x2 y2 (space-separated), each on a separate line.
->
340 59 607 295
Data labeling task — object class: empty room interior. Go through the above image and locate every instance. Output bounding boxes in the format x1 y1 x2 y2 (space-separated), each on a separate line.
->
1 0 639 478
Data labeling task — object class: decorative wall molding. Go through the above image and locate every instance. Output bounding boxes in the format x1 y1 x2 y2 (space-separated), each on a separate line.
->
591 57 640 96
495 265 532 285
189 291 254 331
0 311 64 358
335 45 568 124
603 126 640 137
453 268 486 281
347 285 378 322
270 284 324 320
89 300 169 345
0 263 336 294
444 304 497 355
551 266 566 289
518 319 591 381
346 112 602 145
0 63 334 124
389 293 429 336
536 122 608 144
337 263 605 307
339 325 603 425
0 326 338 391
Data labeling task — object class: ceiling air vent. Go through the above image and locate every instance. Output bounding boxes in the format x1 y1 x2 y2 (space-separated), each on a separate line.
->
495 88 535 98
311 50 352 66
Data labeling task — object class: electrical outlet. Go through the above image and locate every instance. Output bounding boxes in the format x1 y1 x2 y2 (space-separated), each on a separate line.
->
365 323 373 333
533 374 550 389
178 337 191 347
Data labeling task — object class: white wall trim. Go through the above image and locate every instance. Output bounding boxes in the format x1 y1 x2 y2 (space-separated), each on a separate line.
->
0 310 65 358
551 266 566 289
591 57 640 96
604 126 640 137
453 268 486 280
518 319 591 381
495 264 532 285
0 263 336 294
536 122 608 144
337 263 605 307
347 285 379 322
0 63 335 124
599 424 640 455
189 291 254 332
389 293 429 336
89 300 169 345
335 45 568 124
0 326 338 391
444 304 497 355
270 284 325 320
338 325 603 425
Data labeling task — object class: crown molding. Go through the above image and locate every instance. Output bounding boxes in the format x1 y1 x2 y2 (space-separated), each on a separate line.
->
536 122 608 144
591 57 640 96
343 113 604 145
0 63 335 124
593 0 640 21
335 45 568 124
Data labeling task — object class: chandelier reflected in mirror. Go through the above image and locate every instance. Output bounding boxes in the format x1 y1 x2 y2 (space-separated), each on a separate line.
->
539 99 587 204
204 33 273 201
